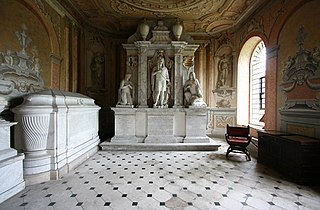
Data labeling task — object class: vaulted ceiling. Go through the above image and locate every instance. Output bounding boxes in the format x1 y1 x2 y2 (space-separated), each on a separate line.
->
62 0 265 36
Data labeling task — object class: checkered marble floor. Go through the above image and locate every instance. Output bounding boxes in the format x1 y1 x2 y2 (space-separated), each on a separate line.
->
1 138 320 210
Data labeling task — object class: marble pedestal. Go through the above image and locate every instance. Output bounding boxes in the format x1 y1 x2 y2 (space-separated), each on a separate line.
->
0 119 25 203
101 107 220 151
111 108 138 143
144 109 176 143
184 108 210 143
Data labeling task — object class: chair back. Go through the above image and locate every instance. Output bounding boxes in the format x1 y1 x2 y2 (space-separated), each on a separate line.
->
226 124 250 137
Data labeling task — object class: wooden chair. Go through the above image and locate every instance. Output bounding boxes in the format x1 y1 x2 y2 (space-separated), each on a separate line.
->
225 124 252 161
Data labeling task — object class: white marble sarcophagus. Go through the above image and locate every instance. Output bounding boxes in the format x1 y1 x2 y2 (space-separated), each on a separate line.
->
12 90 100 184
0 97 24 203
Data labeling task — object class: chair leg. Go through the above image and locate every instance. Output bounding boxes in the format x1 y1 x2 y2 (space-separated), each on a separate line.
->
226 146 231 158
244 149 251 161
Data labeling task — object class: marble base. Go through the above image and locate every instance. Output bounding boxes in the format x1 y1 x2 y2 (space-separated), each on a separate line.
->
100 141 220 151
0 153 25 203
111 136 139 143
184 136 210 143
111 108 137 143
23 152 51 176
105 107 216 150
185 108 210 143
144 109 176 143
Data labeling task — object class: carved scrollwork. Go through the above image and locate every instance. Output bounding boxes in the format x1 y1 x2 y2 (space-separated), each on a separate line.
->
0 25 45 100
280 26 320 110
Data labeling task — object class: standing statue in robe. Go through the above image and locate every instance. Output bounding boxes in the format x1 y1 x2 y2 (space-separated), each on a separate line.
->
217 55 231 88
90 52 105 88
151 55 170 108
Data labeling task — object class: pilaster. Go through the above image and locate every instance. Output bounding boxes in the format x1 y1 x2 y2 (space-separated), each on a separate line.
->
135 41 151 107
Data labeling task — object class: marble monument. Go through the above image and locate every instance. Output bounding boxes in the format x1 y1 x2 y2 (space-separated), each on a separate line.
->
101 19 219 150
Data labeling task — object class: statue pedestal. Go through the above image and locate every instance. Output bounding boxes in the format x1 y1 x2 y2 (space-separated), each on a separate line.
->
184 108 210 143
111 108 138 143
101 107 220 151
144 109 176 143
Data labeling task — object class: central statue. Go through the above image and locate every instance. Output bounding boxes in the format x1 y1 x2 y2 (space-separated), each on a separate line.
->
151 53 170 108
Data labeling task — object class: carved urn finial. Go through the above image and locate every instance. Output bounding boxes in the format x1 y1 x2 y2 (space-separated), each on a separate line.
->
172 18 183 41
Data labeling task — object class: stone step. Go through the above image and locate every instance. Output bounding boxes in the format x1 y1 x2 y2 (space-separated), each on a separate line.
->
99 141 221 151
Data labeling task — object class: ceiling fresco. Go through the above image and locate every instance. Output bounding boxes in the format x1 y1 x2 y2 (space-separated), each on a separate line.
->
63 0 265 35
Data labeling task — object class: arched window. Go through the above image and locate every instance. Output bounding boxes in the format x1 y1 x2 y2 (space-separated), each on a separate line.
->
250 41 266 126
237 37 266 127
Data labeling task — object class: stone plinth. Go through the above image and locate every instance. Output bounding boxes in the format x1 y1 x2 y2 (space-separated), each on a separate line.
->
101 107 220 151
184 108 210 143
111 108 138 143
12 90 100 185
145 109 176 143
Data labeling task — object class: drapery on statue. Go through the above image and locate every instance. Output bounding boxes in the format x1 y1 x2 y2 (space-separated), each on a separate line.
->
184 72 206 107
151 54 170 108
117 73 133 106
217 55 231 88
90 52 105 88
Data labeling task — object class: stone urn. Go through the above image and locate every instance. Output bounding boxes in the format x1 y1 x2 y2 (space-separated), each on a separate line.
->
172 19 183 41
139 19 149 41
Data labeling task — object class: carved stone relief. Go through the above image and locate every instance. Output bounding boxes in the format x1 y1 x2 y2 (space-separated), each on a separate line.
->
0 24 45 100
216 115 234 128
33 0 61 43
69 0 264 35
280 26 320 110
240 16 265 43
212 39 236 108
86 32 105 92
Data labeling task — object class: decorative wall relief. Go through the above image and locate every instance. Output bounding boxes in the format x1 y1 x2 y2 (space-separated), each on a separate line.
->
280 26 320 110
33 0 61 43
213 88 236 108
212 40 235 108
216 115 234 128
127 56 138 73
216 54 232 89
0 24 45 100
240 16 264 43
90 52 105 89
86 32 105 91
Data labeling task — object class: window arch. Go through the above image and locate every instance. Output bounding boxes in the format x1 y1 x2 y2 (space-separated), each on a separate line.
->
237 37 266 127
250 41 266 126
